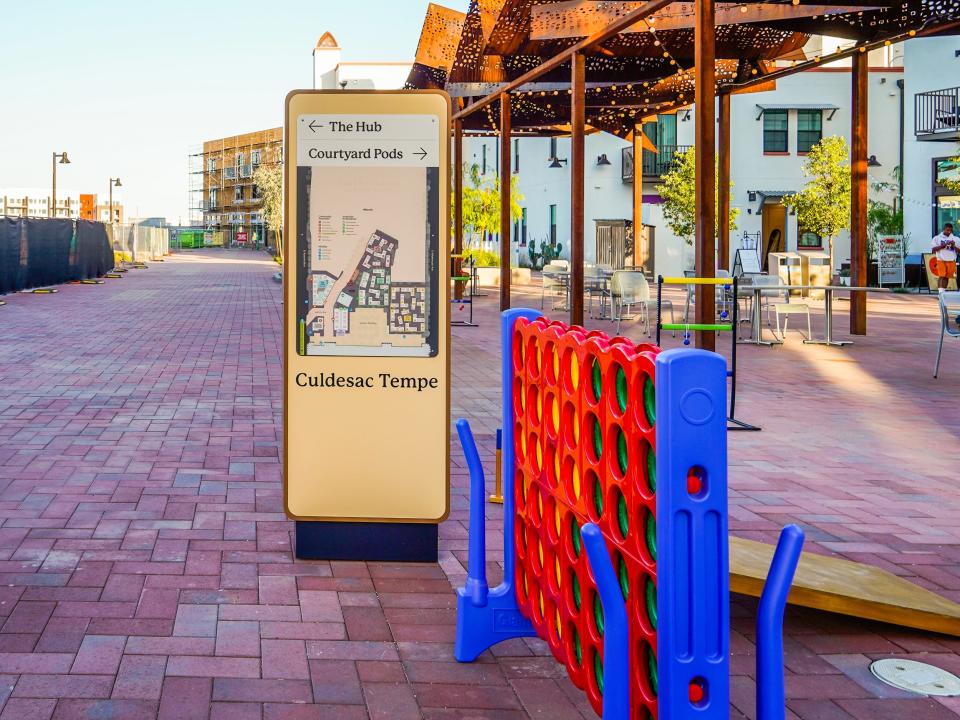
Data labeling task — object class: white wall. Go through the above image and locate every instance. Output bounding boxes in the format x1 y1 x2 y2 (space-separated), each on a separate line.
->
335 63 412 90
465 64 903 278
903 36 960 255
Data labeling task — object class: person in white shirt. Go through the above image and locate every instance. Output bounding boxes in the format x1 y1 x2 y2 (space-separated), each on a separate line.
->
931 223 957 290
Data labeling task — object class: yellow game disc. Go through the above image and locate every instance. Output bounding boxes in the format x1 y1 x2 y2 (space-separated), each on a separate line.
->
521 432 527 456
539 591 545 618
554 452 560 484
573 462 581 498
553 349 560 380
555 556 562 586
538 540 544 568
573 416 580 445
554 505 561 536
537 392 543 421
556 608 563 638
551 397 559 433
570 354 580 390
536 442 542 470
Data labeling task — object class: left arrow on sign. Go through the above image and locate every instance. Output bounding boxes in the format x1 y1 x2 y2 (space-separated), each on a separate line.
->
308 120 324 133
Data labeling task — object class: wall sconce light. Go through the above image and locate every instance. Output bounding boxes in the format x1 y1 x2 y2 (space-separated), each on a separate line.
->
549 157 568 168
747 191 757 202
867 155 882 167
679 110 692 121
596 154 611 166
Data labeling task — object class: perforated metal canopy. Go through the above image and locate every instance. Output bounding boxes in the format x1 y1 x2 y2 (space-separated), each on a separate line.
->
405 0 960 136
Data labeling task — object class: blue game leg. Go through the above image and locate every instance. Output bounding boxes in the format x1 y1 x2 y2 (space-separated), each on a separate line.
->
453 308 541 662
756 524 805 720
581 524 630 720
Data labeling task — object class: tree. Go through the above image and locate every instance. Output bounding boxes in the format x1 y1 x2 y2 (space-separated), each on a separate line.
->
253 162 283 261
658 146 739 246
943 152 960 194
454 163 523 249
867 171 906 259
782 136 851 273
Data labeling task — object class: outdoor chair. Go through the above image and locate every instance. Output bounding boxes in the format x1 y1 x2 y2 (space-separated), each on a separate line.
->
934 291 960 378
773 301 812 341
610 270 674 336
682 268 733 324
585 264 610 319
740 274 789 332
541 262 568 310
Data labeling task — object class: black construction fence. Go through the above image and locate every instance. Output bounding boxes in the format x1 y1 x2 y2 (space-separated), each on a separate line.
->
0 217 114 294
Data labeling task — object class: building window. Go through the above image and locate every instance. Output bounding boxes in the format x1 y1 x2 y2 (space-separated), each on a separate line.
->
549 204 557 245
798 231 822 248
251 149 261 165
549 137 557 161
935 157 960 234
763 110 788 153
513 139 519 173
235 152 244 167
234 186 243 203
482 144 487 175
252 184 261 200
208 158 217 172
797 110 822 153
521 207 527 246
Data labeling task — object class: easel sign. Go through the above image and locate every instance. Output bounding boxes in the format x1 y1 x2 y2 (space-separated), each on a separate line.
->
733 247 762 277
283 90 451 561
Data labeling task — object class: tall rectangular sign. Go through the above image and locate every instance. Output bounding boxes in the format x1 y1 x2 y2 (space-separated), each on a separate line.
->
283 90 450 560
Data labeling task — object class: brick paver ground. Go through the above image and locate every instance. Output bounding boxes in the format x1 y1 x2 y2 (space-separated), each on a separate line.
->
0 249 959 719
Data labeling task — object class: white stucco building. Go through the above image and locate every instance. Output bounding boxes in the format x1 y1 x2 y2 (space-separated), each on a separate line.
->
0 189 81 219
465 39 952 279
312 32 412 90
902 36 960 255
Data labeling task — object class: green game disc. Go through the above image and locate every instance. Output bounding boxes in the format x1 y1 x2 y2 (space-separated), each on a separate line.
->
571 517 582 557
617 556 629 600
592 417 603 461
593 475 604 518
645 577 658 629
591 359 602 402
593 593 605 636
615 366 628 413
616 429 628 476
617 492 628 539
645 513 657 561
573 628 583 666
643 376 656 426
594 651 605 695
648 646 658 696
572 573 582 611
646 449 656 493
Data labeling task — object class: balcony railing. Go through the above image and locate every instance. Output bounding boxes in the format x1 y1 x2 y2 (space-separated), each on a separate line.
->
621 144 693 181
915 87 960 141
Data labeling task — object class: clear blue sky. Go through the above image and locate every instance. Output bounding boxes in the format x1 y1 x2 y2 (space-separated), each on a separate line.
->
0 0 468 224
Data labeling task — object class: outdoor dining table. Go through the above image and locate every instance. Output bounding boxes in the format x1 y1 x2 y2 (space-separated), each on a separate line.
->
541 268 614 318
738 283 891 346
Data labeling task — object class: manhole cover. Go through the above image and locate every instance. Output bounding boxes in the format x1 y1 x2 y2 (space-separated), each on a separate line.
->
870 659 960 696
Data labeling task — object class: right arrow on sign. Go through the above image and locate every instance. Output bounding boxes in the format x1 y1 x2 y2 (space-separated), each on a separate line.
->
414 147 427 161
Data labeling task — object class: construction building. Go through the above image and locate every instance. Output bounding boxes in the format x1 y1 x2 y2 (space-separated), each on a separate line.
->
187 128 282 246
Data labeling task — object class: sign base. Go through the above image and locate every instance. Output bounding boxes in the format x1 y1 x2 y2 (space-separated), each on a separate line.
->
295 521 438 562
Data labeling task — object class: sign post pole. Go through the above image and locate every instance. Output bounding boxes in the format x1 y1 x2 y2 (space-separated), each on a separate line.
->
283 90 451 562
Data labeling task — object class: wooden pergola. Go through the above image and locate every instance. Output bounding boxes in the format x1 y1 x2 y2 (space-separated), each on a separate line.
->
407 0 960 349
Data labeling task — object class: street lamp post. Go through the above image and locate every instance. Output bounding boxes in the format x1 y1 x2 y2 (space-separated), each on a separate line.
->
51 151 70 218
108 177 122 223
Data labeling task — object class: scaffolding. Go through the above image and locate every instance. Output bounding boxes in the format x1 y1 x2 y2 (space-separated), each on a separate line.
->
186 129 282 246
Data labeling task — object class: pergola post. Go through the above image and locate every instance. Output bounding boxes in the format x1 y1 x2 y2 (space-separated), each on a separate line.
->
454 118 464 301
570 51 586 326
718 93 731 271
694 0 717 350
632 123 644 272
500 93 512 311
850 51 868 335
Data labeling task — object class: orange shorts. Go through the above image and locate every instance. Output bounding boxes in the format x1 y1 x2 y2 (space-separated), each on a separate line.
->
931 258 958 278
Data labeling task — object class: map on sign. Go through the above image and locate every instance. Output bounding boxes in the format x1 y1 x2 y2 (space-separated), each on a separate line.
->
295 114 440 357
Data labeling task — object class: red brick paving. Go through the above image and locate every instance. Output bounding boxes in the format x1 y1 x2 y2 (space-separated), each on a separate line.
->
0 250 958 718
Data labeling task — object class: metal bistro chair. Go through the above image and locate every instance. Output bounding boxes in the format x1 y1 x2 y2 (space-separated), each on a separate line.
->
682 268 733 323
934 291 960 378
611 270 674 336
585 264 611 319
541 262 568 310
